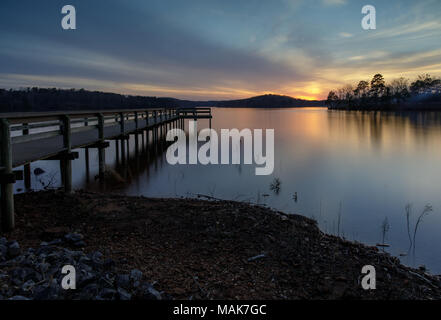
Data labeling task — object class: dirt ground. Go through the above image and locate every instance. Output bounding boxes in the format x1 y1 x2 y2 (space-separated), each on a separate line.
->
4 190 441 300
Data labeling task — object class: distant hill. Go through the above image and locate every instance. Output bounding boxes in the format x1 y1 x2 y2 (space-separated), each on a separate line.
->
0 88 324 113
174 94 324 108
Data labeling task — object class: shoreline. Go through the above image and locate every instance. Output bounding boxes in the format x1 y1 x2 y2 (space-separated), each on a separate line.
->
2 190 441 300
327 104 441 112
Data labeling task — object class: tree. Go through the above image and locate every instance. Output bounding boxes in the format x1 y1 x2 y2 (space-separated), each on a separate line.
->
389 77 410 104
410 74 441 95
370 74 386 98
342 84 354 105
325 91 339 109
353 80 369 99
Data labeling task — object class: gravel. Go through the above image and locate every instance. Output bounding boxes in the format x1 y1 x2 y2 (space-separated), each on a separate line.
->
0 236 163 300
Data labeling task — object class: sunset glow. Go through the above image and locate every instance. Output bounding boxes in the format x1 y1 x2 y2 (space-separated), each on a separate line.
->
1 0 441 101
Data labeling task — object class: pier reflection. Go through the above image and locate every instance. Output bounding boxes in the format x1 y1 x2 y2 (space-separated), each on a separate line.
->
82 124 175 193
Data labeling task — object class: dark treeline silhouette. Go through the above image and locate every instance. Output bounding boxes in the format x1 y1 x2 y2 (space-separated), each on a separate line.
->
0 88 324 113
172 94 323 108
326 74 441 111
214 94 323 108
0 87 179 113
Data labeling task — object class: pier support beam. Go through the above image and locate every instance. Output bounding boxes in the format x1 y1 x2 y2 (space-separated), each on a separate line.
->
85 148 90 182
97 114 106 181
134 112 139 158
22 124 31 190
120 113 126 165
61 116 72 193
115 139 119 165
0 119 14 231
24 164 31 190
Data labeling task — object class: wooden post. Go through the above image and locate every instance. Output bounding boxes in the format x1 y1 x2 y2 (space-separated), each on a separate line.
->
120 113 126 164
0 119 14 231
120 140 126 165
61 116 72 193
23 123 31 190
134 111 139 157
84 115 90 182
127 138 130 158
141 129 145 154
134 111 139 131
97 113 105 181
85 148 90 182
119 112 125 135
115 139 120 165
153 111 157 143
135 133 139 158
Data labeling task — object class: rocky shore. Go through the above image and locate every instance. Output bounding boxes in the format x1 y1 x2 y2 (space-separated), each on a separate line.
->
0 236 163 300
2 190 441 300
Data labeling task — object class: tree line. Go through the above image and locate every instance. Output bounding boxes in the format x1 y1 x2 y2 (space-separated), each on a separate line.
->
325 74 441 110
0 87 179 113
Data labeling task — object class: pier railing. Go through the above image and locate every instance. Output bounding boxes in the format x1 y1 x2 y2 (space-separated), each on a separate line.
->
177 107 212 119
0 107 211 231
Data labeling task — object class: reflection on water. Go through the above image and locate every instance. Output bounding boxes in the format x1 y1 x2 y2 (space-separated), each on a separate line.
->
14 107 441 273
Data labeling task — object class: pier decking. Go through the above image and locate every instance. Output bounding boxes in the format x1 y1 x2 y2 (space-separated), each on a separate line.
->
0 107 211 231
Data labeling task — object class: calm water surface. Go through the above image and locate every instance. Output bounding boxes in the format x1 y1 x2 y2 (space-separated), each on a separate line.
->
15 107 441 273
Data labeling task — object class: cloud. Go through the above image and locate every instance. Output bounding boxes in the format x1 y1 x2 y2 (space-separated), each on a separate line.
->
322 0 346 6
1 0 441 101
0 1 314 99
339 32 353 38
367 20 441 40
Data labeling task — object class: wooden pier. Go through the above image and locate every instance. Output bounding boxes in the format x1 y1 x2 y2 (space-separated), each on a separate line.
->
0 107 211 231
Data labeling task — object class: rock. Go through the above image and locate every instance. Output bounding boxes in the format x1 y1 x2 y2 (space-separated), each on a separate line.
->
130 269 143 282
7 241 21 258
91 251 103 262
36 245 57 256
48 239 63 246
247 253 266 262
10 267 31 283
34 281 60 300
33 168 45 176
141 283 162 300
116 274 130 289
100 288 117 299
117 288 132 300
37 262 50 273
9 295 31 300
82 283 98 295
103 259 115 270
0 237 167 301
22 280 35 292
0 244 7 258
64 233 84 243
78 272 96 287
73 240 86 248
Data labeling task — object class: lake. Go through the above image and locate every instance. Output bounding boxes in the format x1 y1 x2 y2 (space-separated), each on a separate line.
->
15 107 441 274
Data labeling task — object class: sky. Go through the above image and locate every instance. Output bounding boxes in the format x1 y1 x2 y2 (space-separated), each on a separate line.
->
1 0 441 100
